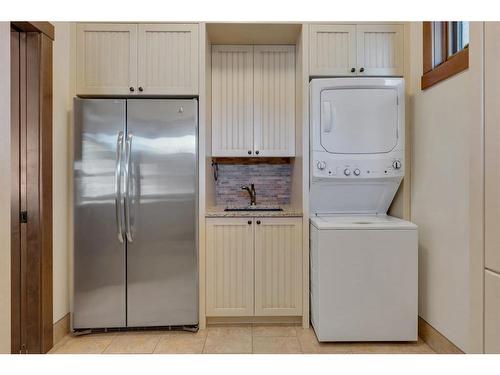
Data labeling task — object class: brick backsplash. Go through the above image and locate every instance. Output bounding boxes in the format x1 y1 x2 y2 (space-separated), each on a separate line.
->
215 162 291 206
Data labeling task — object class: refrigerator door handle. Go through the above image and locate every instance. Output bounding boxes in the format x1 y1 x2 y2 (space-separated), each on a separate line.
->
124 133 134 243
115 131 125 243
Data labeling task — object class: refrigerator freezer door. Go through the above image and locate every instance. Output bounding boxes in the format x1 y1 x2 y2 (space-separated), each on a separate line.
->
126 99 198 327
73 98 127 329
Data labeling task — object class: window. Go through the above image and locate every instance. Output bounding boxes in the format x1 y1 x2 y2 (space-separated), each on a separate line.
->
422 21 469 90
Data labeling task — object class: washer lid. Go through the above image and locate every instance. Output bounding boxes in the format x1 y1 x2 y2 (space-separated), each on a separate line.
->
310 215 417 230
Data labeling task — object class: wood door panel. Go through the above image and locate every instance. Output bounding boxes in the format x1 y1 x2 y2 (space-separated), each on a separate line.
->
10 28 21 355
25 32 42 353
39 33 53 353
10 24 53 354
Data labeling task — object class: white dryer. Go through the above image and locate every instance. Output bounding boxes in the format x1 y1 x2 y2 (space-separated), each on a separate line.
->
309 77 418 342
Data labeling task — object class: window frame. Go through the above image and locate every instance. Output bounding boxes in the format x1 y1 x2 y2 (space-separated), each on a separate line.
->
421 21 469 90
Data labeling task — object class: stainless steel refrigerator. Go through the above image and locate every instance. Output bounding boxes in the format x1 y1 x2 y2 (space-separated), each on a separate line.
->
73 98 198 330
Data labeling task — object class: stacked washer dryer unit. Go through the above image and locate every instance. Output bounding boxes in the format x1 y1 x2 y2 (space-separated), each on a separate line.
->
309 78 418 342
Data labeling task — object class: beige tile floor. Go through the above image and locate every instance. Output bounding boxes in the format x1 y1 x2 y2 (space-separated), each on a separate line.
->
49 325 435 354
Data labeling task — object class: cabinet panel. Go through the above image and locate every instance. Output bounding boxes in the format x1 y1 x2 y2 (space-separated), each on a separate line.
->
138 24 198 95
356 24 404 76
309 25 356 76
206 218 254 316
254 46 295 157
254 218 302 316
211 45 254 157
76 23 137 95
485 270 500 353
485 22 500 274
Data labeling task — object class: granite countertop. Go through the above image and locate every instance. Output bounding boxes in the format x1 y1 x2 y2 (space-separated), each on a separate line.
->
205 205 303 218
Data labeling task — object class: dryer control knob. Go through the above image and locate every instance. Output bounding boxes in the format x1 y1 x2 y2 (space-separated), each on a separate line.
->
344 168 351 176
392 160 402 170
317 161 326 170
353 168 361 176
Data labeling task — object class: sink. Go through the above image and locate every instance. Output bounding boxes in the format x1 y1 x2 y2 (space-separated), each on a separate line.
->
224 206 283 212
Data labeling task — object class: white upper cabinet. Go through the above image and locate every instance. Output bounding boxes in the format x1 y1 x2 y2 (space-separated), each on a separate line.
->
310 25 356 76
211 45 296 157
253 46 295 157
138 24 198 95
211 45 254 157
310 23 404 77
77 23 138 95
76 23 199 95
356 24 404 76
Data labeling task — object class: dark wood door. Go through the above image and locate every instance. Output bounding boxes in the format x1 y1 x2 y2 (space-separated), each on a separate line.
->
11 24 53 355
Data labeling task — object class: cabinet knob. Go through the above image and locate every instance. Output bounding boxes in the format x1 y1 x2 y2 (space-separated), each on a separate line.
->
350 67 356 73
138 87 144 92
256 220 261 225
255 150 260 155
129 87 135 92
359 67 365 73
248 220 252 225
248 150 252 155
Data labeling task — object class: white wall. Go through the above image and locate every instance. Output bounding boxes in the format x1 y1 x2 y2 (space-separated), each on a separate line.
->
0 22 11 354
409 22 484 353
52 22 72 324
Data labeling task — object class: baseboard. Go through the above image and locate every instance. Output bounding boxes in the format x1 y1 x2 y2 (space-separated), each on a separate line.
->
53 313 70 346
207 316 302 325
418 317 463 354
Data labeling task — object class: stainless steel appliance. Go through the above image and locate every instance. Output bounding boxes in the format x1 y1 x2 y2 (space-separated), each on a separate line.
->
73 98 198 330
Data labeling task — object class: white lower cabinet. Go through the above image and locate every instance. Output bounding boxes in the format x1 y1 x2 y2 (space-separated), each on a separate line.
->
206 217 302 317
485 270 500 353
254 218 302 316
206 218 254 316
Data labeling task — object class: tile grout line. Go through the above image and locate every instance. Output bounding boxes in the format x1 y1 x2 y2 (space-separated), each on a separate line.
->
294 327 305 354
201 329 208 354
151 333 162 354
251 324 255 354
102 333 119 354
202 332 208 354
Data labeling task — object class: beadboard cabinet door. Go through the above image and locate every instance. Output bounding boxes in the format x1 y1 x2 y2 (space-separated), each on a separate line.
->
356 24 404 76
206 218 255 317
138 24 198 95
211 45 254 157
254 218 302 316
309 24 357 76
76 23 138 95
253 46 296 157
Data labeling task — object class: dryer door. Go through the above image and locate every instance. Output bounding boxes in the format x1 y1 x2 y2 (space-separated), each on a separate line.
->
320 87 399 154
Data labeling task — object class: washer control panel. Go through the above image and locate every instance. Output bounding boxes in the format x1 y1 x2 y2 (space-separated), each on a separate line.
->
312 152 404 180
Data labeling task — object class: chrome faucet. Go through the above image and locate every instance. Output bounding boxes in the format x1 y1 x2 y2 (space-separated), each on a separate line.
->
241 183 257 206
